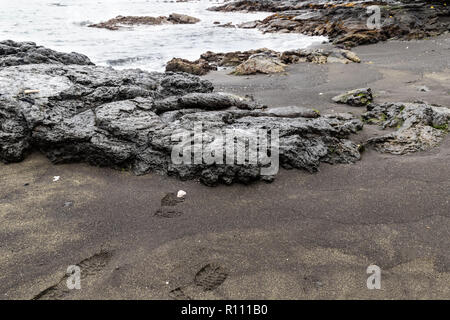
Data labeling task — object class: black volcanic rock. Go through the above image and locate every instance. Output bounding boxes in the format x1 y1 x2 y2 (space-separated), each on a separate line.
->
210 0 450 47
0 43 364 185
88 13 200 31
0 40 93 67
166 47 361 76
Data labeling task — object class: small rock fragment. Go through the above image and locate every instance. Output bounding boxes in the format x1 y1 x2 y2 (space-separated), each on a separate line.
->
168 13 200 24
63 201 74 207
340 50 361 63
237 21 259 29
264 106 320 118
217 22 235 28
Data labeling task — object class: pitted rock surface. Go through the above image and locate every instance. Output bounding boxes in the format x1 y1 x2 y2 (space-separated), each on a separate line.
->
0 43 364 185
210 1 450 48
363 102 450 154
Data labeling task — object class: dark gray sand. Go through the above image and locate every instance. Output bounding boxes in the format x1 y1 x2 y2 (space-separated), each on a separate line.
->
1 35 449 299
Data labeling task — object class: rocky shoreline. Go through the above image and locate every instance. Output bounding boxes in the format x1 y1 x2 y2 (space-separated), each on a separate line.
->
209 0 450 48
0 40 368 186
1 40 448 185
1 0 450 302
163 1 450 76
1 2 450 186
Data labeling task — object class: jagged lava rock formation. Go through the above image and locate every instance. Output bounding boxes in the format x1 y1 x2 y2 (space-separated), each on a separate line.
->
0 42 364 185
166 47 361 76
363 101 450 154
331 86 449 154
0 40 93 67
210 0 450 47
332 88 373 107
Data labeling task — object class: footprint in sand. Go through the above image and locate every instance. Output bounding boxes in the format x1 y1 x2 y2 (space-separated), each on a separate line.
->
154 192 186 218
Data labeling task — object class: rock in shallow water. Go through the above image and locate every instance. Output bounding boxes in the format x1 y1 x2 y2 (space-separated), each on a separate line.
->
0 40 93 67
0 53 364 185
210 0 450 48
165 57 217 75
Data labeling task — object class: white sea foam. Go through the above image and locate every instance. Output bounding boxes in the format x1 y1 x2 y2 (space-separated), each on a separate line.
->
0 0 327 71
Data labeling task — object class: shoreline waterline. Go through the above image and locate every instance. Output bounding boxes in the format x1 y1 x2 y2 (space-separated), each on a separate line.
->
0 0 327 72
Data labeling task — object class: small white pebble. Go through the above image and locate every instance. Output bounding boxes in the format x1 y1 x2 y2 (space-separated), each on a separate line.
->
177 190 186 198
165 281 169 285
53 176 60 182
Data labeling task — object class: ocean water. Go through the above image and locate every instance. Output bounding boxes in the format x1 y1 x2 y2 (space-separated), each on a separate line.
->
0 0 327 71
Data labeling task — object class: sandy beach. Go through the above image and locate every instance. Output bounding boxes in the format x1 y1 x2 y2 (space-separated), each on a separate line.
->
1 34 449 299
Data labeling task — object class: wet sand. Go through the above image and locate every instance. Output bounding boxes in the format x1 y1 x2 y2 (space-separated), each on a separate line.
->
1 35 449 299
